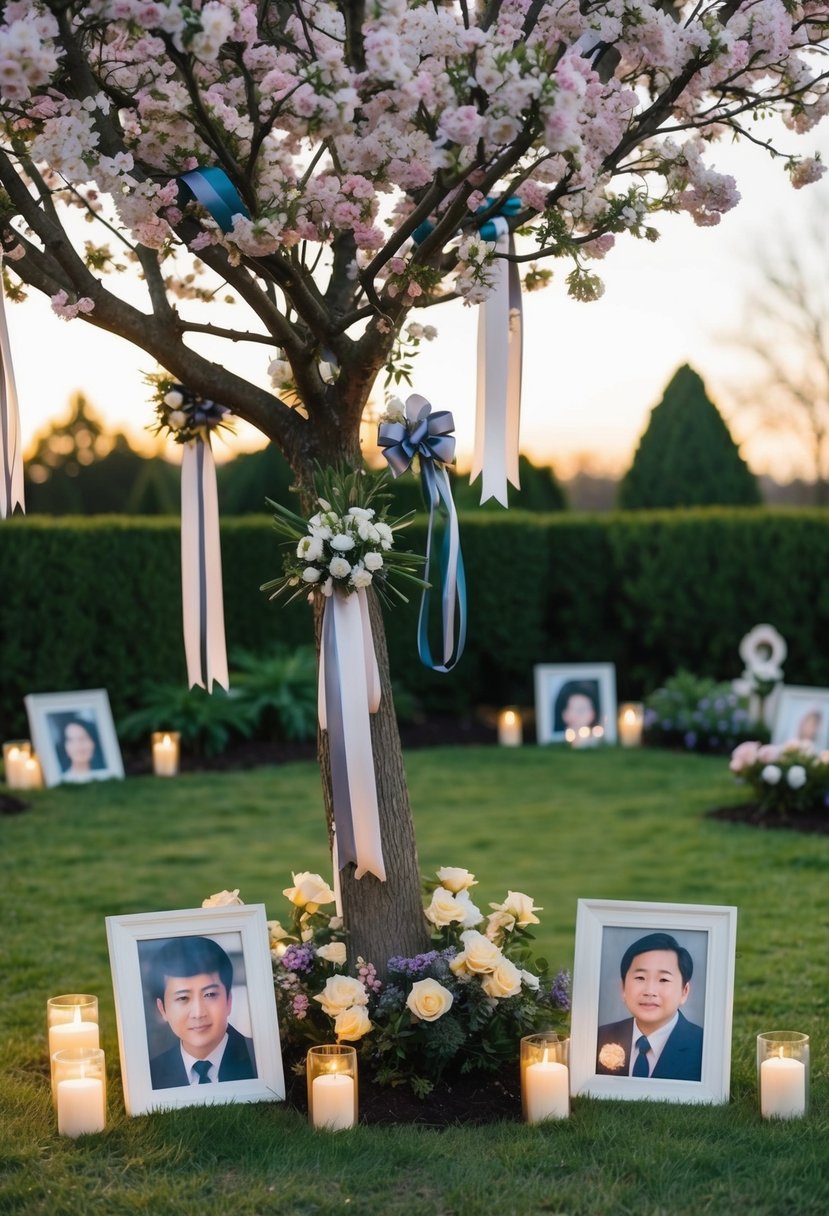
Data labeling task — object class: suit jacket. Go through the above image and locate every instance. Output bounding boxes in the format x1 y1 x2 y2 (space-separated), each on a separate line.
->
150 1022 257 1090
595 1011 703 1081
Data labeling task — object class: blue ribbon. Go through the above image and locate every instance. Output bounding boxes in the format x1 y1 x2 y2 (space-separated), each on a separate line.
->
178 166 250 233
411 194 521 247
378 395 466 672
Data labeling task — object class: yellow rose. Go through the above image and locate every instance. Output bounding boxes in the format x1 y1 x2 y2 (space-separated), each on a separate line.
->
459 929 503 974
267 919 289 946
202 888 243 907
317 942 347 966
424 886 467 928
406 978 454 1022
449 952 471 978
436 866 477 893
485 909 513 944
313 975 368 1017
282 871 337 913
334 1005 373 1041
481 957 523 999
489 891 541 929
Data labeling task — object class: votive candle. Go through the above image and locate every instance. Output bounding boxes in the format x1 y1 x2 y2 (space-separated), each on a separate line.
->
758 1032 809 1119
497 708 523 747
521 1034 570 1123
307 1045 357 1131
152 731 180 777
53 1048 106 1138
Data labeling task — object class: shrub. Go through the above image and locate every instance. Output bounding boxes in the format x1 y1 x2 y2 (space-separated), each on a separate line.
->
645 671 766 754
118 685 254 757
230 645 317 742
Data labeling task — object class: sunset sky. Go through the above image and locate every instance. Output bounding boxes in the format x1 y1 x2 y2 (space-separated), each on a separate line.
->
9 117 829 483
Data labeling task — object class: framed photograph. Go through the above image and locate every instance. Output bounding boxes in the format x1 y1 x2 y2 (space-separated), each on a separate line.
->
570 899 737 1105
771 685 829 749
534 663 617 745
24 688 124 787
106 904 285 1116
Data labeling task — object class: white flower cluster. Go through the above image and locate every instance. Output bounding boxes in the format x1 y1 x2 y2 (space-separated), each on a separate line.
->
294 501 392 596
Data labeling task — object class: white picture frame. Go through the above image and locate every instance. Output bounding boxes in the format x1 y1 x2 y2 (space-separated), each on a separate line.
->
570 899 737 1105
24 688 124 787
534 663 617 745
106 904 285 1116
771 685 829 750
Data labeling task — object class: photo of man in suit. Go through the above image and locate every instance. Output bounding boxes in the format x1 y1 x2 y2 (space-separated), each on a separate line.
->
595 931 703 1082
147 935 257 1090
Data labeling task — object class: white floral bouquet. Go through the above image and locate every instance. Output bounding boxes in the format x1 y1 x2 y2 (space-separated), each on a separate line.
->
729 740 829 816
260 465 425 607
246 866 570 1097
147 372 233 444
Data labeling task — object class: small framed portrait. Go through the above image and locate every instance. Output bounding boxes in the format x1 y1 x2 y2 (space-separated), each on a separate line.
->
106 904 285 1116
24 688 124 787
771 686 829 750
534 663 617 745
570 899 737 1105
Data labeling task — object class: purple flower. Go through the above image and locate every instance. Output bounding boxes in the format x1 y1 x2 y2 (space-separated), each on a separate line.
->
281 944 315 974
550 969 571 1012
388 948 457 977
684 731 697 750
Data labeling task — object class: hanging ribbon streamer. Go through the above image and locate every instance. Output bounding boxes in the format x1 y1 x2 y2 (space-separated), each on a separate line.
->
177 166 250 233
470 196 523 507
318 588 385 881
378 394 467 672
181 436 229 691
0 268 24 518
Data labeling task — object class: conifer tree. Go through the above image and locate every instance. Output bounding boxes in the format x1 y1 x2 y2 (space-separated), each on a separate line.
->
618 365 760 509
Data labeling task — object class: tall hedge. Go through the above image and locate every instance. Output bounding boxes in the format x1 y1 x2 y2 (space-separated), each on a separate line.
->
1 509 828 737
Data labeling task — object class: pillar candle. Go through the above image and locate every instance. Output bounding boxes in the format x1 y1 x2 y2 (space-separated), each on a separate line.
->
497 709 523 747
152 733 179 777
49 1014 100 1056
57 1077 106 1137
3 743 30 788
312 1072 355 1130
760 1053 806 1119
524 1056 569 1122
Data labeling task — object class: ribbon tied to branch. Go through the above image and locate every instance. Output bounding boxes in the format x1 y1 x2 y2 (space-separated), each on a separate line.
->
177 166 250 234
378 394 466 673
0 264 24 518
470 195 523 508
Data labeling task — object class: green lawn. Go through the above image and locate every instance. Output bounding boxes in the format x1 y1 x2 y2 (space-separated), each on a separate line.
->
2 747 828 1215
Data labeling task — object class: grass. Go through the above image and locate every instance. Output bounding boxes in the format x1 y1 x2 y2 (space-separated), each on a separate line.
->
2 746 829 1215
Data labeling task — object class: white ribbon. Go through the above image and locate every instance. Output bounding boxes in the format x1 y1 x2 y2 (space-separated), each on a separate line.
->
0 272 24 518
318 588 385 882
181 437 229 691
471 219 523 507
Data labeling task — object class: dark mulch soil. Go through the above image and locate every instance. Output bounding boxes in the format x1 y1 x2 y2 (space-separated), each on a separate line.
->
282 1048 522 1128
708 803 829 835
0 792 30 815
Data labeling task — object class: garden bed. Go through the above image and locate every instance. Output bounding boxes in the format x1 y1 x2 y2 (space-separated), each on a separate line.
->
708 803 829 834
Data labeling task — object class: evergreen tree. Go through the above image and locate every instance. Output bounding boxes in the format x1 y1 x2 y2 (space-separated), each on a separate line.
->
618 365 760 509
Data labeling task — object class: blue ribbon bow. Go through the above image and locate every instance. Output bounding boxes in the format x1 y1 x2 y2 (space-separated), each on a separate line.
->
378 395 466 673
177 166 250 234
411 194 521 247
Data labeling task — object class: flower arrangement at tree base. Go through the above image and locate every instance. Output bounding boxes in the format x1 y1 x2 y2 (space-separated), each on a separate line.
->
728 740 829 818
205 868 570 1103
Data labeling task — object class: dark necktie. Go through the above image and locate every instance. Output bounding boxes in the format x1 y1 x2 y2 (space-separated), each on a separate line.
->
632 1035 651 1077
193 1060 212 1084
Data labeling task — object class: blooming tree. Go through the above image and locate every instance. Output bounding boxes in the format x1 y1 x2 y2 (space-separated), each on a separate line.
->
0 1 827 966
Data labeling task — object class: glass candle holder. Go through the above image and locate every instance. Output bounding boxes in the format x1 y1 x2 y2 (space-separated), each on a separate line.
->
306 1045 358 1131
757 1031 809 1119
53 1047 106 1137
497 708 523 747
48 995 100 1105
617 702 644 748
3 740 34 789
521 1033 570 1123
152 731 180 777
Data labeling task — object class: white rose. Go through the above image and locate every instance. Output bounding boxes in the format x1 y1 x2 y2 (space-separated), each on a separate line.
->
406 978 453 1022
329 556 352 578
348 507 375 520
357 519 380 543
436 866 477 893
321 577 334 597
163 389 184 407
787 765 807 789
349 565 373 589
455 890 484 928
334 1004 372 1041
382 398 406 422
201 888 243 907
317 942 347 966
168 410 189 430
459 930 503 974
283 871 337 912
374 522 393 550
302 566 322 584
330 533 356 552
314 974 369 1016
297 534 324 561
481 957 523 999
521 969 541 991
364 551 384 571
424 886 468 928
761 764 782 785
